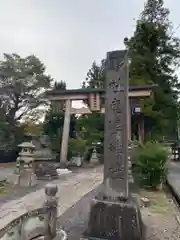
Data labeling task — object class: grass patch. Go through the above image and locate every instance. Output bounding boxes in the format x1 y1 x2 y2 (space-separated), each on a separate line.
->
0 180 10 195
140 189 174 214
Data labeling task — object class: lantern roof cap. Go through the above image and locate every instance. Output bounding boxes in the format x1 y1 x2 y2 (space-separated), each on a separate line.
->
18 142 35 148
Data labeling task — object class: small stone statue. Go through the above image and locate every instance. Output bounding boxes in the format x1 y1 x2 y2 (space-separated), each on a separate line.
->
90 148 99 164
44 184 58 240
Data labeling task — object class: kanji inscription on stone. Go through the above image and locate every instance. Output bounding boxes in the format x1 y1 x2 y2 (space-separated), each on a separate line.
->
104 50 129 199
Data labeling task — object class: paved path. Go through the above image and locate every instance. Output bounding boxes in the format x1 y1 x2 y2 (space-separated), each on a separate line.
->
167 161 180 200
0 163 14 181
57 185 101 239
0 166 103 231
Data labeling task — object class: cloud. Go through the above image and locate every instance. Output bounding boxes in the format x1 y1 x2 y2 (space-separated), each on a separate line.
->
164 0 174 8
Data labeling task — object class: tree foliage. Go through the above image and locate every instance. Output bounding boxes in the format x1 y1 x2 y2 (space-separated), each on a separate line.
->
76 113 104 146
43 79 77 155
124 0 180 139
43 109 77 155
80 0 180 141
43 110 64 137
68 138 87 157
24 122 43 136
79 61 105 146
134 141 168 188
0 53 53 124
82 60 106 89
53 80 66 90
0 53 53 149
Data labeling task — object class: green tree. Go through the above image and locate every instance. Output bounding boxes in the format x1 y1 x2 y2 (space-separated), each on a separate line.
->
76 113 104 145
24 122 43 136
52 80 67 110
0 115 14 150
82 60 106 89
68 138 87 157
80 61 105 147
43 110 64 138
43 79 76 153
43 110 64 154
43 109 77 158
53 80 66 90
0 53 53 149
124 0 180 140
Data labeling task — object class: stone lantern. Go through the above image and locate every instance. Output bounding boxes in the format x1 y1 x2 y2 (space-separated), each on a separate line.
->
18 142 35 164
15 142 37 186
90 147 99 165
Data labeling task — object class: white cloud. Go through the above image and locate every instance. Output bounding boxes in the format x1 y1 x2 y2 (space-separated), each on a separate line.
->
165 0 174 7
0 0 179 90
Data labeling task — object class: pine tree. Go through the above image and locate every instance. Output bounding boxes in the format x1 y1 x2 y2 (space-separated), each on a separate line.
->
124 0 180 140
82 60 106 89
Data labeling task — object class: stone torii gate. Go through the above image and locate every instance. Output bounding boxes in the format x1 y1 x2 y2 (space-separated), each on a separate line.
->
46 85 154 166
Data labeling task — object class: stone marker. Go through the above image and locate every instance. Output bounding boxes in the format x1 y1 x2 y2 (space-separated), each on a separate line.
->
90 148 99 165
83 50 145 240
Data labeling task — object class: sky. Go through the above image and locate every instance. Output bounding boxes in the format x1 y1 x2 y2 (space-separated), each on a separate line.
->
0 0 179 93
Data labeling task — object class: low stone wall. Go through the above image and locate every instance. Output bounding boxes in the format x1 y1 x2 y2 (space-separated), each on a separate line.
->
0 184 67 240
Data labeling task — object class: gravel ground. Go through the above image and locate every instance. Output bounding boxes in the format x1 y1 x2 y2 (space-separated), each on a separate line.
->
141 189 180 240
57 186 180 240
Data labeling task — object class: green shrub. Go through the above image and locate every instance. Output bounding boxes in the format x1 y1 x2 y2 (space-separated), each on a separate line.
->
54 147 73 162
68 139 87 157
83 148 93 162
133 142 168 188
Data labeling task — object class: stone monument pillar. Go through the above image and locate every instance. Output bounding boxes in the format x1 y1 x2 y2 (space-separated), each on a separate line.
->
128 104 132 142
83 50 145 240
60 99 71 167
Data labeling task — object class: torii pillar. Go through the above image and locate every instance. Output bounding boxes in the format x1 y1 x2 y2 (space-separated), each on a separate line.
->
60 99 71 167
128 102 132 142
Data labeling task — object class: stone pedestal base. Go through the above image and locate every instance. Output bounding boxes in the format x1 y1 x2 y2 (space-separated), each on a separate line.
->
7 172 37 187
7 173 20 185
83 196 145 240
19 169 37 187
58 161 68 169
28 172 37 186
34 161 58 180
